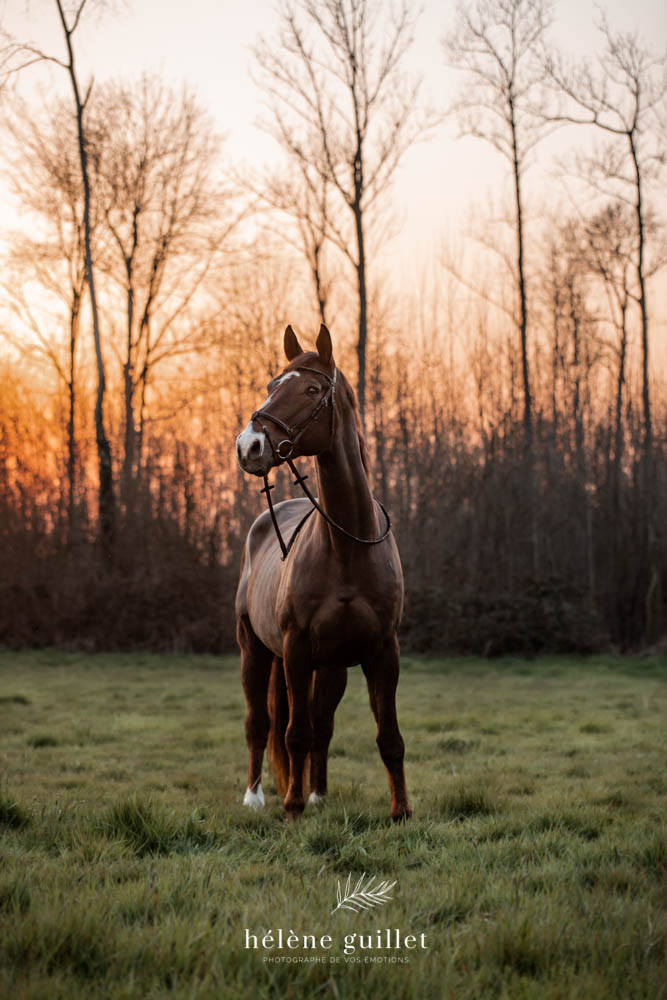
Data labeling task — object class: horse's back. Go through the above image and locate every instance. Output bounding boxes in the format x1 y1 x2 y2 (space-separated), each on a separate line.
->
236 499 312 653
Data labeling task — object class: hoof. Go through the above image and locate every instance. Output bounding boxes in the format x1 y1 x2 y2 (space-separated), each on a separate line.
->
284 804 305 822
243 783 265 810
307 791 325 807
391 805 412 823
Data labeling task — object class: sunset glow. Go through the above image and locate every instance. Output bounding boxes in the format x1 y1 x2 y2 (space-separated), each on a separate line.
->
0 0 666 657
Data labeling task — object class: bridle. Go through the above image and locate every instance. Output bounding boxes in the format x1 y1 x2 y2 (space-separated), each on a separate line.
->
250 364 391 560
251 365 338 463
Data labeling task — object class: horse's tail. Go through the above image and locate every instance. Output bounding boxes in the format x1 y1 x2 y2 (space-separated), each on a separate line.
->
267 656 310 798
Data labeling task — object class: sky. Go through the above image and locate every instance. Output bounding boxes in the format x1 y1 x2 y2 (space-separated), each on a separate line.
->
2 0 666 294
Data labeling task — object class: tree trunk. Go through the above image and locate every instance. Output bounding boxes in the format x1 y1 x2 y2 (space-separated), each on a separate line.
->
629 135 651 463
56 0 114 558
352 134 367 426
353 208 367 426
121 275 136 518
510 101 532 447
569 279 592 597
66 290 80 545
312 238 328 326
629 133 653 641
122 361 136 516
510 98 537 576
612 302 627 631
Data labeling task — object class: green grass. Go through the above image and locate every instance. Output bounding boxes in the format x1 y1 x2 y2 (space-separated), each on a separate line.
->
0 648 665 999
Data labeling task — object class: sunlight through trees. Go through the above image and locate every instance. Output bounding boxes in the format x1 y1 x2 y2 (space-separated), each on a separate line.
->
0 0 665 653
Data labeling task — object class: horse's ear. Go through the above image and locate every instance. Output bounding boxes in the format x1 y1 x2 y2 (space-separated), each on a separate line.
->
316 324 333 367
284 325 304 361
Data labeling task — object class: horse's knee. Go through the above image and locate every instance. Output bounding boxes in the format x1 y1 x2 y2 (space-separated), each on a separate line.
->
285 719 312 757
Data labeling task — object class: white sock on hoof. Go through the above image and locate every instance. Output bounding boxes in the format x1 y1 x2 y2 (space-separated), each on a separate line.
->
307 791 324 806
243 783 265 809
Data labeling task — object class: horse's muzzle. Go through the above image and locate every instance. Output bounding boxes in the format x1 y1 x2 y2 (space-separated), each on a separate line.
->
236 424 274 476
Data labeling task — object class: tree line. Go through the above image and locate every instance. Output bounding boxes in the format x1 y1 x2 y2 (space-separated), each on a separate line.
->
0 0 665 654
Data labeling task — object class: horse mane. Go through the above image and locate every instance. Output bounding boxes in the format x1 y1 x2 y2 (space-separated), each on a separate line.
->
335 367 371 476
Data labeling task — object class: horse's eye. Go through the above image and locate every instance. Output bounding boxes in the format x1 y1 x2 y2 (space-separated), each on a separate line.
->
307 385 320 396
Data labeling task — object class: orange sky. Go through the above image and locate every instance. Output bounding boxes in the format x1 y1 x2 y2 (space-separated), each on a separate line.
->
1 0 666 336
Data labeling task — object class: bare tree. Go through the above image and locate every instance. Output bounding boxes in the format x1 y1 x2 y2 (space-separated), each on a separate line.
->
1 97 93 542
253 0 436 422
544 15 667 641
444 0 553 575
242 163 336 328
544 218 600 597
2 0 115 554
582 204 635 498
545 14 667 468
88 76 231 515
444 0 553 450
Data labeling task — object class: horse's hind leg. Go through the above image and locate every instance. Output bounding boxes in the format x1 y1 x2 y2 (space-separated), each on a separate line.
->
309 667 347 805
238 614 272 809
362 635 412 822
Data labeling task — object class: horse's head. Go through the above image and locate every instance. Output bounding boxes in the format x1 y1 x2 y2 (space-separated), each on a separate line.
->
236 324 337 477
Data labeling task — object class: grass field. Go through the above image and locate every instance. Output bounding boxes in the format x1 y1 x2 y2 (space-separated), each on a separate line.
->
0 649 665 999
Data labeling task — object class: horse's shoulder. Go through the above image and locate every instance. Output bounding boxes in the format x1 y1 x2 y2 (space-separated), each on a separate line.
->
236 498 312 619
246 498 312 555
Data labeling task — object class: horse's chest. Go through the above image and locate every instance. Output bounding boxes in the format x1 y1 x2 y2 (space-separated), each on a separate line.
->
309 594 381 666
281 560 400 666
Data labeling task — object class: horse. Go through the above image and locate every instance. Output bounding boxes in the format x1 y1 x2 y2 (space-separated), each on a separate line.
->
235 324 411 822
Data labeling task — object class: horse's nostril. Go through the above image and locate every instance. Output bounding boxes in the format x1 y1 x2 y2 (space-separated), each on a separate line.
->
249 439 261 458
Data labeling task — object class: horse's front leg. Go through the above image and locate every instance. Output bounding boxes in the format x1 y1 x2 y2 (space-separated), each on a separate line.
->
362 635 412 822
309 666 347 804
282 631 313 820
238 614 272 809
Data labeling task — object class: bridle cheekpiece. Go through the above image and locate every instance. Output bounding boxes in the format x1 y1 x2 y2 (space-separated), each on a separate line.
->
251 365 337 463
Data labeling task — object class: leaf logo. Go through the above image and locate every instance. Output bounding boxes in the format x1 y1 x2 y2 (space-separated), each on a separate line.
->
331 873 397 915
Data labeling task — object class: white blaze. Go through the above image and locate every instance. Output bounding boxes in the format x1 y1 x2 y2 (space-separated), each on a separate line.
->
237 372 300 465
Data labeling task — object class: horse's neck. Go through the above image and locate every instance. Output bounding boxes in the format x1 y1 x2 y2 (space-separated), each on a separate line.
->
314 406 377 558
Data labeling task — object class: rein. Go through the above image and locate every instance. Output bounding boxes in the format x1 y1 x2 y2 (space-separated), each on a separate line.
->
252 365 392 561
261 458 392 561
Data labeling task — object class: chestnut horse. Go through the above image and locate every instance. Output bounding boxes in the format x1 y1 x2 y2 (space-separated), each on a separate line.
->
235 325 411 821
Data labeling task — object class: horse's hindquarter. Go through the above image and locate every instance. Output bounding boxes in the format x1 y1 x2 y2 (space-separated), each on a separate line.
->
236 499 313 657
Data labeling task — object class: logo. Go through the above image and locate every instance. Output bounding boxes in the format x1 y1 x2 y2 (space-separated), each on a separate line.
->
243 872 428 964
331 872 397 914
